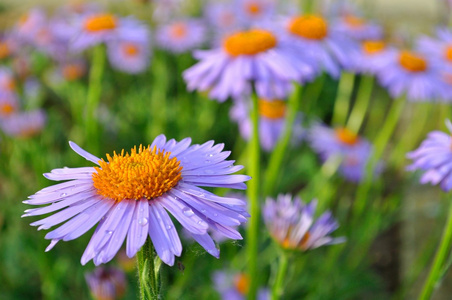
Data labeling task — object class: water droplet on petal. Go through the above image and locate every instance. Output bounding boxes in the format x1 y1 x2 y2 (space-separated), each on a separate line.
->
183 207 194 217
166 225 173 230
208 154 214 157
60 193 67 197
106 230 113 235
138 218 148 226
197 220 204 225
213 213 218 217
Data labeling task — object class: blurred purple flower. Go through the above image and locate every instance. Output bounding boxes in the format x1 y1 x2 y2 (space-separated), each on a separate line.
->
263 194 345 250
351 40 396 75
407 120 452 191
229 97 304 151
213 270 269 300
332 14 382 41
155 19 206 54
23 135 250 266
309 124 377 182
0 109 46 138
284 14 358 78
85 266 126 300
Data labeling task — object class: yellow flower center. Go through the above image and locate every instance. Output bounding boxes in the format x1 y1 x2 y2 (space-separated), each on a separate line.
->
444 45 452 63
122 43 139 56
63 64 84 81
258 99 286 119
281 231 311 250
92 145 183 201
0 42 10 59
344 15 366 27
288 15 328 40
170 23 187 39
233 274 250 295
335 127 359 145
223 29 277 56
362 40 385 55
398 51 427 73
84 14 117 32
246 2 261 15
0 103 15 116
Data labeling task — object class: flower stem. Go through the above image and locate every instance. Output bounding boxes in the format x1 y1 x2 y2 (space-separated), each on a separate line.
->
246 92 261 300
86 45 105 152
264 84 302 196
346 75 374 133
352 95 405 224
271 251 290 300
332 72 355 126
137 238 161 300
419 200 452 300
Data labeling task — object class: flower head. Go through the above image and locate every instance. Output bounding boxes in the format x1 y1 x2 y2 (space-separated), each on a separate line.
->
85 266 126 300
213 270 270 300
377 49 450 101
263 194 344 251
0 93 19 118
229 97 304 151
106 20 150 74
155 19 206 54
309 124 377 182
1 109 46 138
235 0 275 27
352 40 396 75
23 135 250 266
184 27 317 101
407 120 452 191
333 14 382 41
285 14 357 78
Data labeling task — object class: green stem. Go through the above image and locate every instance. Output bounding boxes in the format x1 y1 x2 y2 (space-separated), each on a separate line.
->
271 252 290 300
246 92 261 300
303 74 325 116
352 96 405 225
331 72 355 126
264 85 302 196
85 45 105 152
419 200 452 300
346 75 374 133
136 239 161 300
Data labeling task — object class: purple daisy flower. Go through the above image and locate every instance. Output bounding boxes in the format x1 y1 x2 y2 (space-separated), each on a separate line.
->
57 59 87 82
263 194 345 250
13 8 47 44
0 93 19 119
85 266 126 300
106 21 150 74
23 135 250 266
407 120 452 191
71 13 132 52
213 270 269 300
235 0 276 28
377 49 450 102
284 14 358 78
229 97 304 152
0 67 17 97
183 28 317 102
309 124 376 183
155 19 206 54
0 109 46 138
351 40 396 75
332 14 383 41
204 2 241 35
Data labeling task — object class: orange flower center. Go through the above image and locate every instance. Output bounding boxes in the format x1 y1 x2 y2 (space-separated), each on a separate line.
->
398 51 427 73
0 103 15 115
362 40 385 55
223 29 277 56
92 145 183 201
170 23 187 39
63 64 84 81
0 42 10 59
84 14 117 32
19 13 29 25
258 99 286 119
234 274 250 295
4 79 15 91
444 45 452 63
344 15 366 27
281 231 311 250
288 15 328 40
246 2 261 15
122 43 139 56
335 128 359 145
